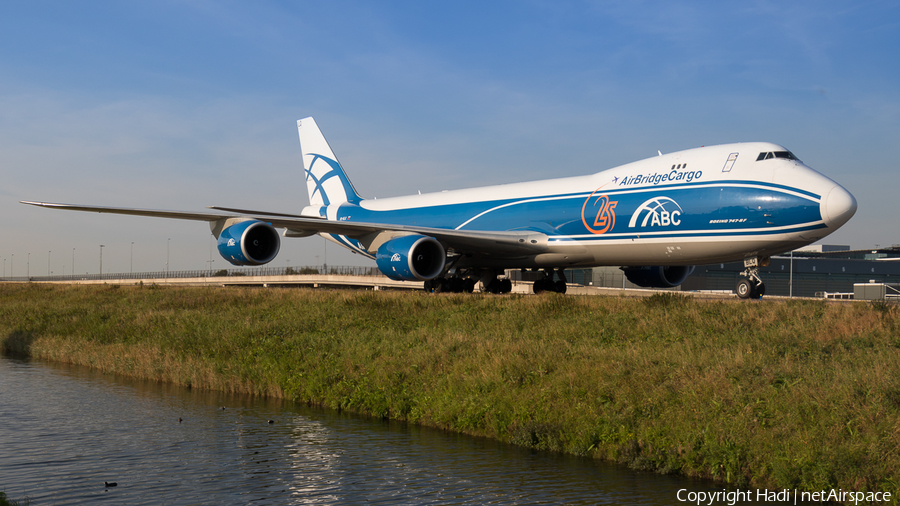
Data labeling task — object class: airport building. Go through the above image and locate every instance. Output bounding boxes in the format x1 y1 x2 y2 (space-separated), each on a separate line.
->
682 245 900 298
527 245 900 298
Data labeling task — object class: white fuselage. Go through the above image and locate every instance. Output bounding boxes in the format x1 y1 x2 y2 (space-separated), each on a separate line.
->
309 142 856 268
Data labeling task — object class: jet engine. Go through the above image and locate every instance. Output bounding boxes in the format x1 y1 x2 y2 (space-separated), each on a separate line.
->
375 234 445 281
621 265 695 288
217 220 281 266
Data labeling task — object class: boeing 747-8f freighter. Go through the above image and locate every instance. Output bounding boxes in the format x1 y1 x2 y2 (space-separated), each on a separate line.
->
23 117 857 298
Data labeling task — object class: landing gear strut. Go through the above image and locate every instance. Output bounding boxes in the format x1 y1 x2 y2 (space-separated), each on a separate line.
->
736 257 767 299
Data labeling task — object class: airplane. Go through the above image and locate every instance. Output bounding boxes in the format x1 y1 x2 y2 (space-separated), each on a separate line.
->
22 117 857 299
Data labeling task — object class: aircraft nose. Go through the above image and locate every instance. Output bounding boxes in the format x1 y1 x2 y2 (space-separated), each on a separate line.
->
821 184 857 230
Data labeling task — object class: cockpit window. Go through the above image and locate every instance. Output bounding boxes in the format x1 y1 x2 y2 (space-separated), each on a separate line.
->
756 151 798 161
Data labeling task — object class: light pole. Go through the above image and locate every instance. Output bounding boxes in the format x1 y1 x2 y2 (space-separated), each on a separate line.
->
131 242 134 274
789 250 794 298
48 250 51 276
27 252 30 278
99 245 105 276
166 238 170 279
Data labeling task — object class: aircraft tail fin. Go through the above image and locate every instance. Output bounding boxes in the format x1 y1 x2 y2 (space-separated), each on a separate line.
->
297 117 363 207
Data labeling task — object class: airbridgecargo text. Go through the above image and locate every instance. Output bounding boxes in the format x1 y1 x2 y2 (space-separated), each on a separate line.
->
676 488 891 505
619 169 703 186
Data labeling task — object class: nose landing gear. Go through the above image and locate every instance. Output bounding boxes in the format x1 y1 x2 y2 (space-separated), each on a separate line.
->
736 257 767 299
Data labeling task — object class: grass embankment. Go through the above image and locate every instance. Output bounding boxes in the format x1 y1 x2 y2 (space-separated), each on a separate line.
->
2 283 899 494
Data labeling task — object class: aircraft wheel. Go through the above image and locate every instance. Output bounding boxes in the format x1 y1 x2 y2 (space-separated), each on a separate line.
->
423 279 433 293
500 278 512 293
448 277 464 293
433 277 446 293
464 278 476 293
554 280 567 294
753 282 766 299
533 278 548 294
736 279 753 299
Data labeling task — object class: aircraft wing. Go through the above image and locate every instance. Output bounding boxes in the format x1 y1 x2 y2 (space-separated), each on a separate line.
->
20 201 549 257
21 201 232 222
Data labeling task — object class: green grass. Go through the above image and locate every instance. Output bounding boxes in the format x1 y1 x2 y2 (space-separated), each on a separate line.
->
2 283 899 494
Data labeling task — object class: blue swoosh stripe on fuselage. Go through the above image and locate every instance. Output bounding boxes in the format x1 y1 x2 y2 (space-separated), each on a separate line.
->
339 181 822 239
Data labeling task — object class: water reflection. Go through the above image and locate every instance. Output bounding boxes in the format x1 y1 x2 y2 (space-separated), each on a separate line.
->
0 356 802 505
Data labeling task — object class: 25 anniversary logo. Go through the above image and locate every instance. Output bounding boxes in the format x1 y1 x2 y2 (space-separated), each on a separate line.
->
581 189 618 234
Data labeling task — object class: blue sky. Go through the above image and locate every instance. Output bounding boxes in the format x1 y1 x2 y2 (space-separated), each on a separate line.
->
2 1 898 276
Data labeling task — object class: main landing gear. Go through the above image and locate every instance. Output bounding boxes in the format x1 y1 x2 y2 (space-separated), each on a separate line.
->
482 276 513 294
735 257 768 299
477 270 513 294
533 268 567 294
424 276 476 293
424 267 569 295
424 269 512 294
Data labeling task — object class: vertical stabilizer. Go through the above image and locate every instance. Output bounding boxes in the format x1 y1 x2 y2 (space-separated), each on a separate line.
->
297 117 363 206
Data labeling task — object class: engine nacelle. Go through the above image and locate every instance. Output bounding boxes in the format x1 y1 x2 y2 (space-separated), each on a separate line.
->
217 220 281 266
622 265 695 288
375 234 445 281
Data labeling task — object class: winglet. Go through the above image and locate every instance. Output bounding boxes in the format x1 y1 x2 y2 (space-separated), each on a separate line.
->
297 117 363 207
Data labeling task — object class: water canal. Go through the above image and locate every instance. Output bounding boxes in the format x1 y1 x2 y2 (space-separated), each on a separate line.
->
1 355 808 505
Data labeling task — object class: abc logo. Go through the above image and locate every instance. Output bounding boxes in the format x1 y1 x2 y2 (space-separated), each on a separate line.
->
628 197 683 228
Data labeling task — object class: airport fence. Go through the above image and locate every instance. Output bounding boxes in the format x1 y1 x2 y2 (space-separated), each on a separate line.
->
0 265 382 283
